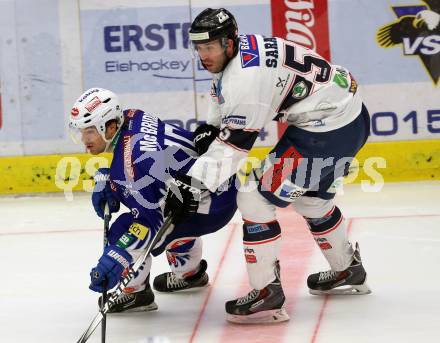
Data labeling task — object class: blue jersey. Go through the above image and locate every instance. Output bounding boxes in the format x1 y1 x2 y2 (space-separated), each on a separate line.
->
108 109 237 253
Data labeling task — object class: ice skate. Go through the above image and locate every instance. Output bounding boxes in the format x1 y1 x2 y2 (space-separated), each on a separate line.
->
225 261 289 324
307 243 371 295
99 279 158 313
153 259 209 292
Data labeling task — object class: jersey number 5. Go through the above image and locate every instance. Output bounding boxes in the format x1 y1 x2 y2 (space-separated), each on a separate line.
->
283 43 331 83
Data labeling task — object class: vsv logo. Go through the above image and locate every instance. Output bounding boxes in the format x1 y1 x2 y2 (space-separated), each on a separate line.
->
376 1 440 85
402 35 440 55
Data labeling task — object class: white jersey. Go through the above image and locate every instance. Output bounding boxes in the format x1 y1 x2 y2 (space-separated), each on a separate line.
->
189 34 363 192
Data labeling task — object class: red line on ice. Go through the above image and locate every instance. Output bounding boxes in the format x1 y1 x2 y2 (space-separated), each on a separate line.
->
310 218 354 343
189 223 239 343
219 208 316 342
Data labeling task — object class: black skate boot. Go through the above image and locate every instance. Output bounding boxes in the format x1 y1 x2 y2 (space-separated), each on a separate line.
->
153 259 209 292
99 278 158 313
225 261 289 324
307 242 371 295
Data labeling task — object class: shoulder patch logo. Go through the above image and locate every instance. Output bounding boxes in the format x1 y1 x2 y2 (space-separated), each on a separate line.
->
239 35 260 68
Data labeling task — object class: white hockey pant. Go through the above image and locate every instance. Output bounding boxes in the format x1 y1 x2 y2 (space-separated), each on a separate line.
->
292 197 354 271
238 186 354 290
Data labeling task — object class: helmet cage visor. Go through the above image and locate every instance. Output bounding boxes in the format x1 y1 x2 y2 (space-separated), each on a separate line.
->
68 121 107 145
189 37 229 59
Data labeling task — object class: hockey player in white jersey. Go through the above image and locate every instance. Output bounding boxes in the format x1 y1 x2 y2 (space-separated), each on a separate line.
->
163 8 372 324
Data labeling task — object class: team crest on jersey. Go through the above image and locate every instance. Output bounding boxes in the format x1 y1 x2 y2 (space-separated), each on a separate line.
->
239 35 260 68
292 81 309 99
376 1 440 85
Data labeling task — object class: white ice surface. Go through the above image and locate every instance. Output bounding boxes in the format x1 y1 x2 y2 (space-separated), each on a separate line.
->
0 181 439 343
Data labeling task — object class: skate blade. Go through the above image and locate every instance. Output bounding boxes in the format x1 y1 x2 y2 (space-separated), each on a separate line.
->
309 281 372 296
109 301 159 314
226 308 290 324
154 283 209 293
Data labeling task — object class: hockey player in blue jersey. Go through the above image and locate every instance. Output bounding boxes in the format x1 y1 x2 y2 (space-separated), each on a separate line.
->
69 88 237 313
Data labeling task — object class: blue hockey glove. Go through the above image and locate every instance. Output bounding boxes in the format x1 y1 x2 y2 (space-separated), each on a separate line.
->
89 245 133 292
92 168 120 219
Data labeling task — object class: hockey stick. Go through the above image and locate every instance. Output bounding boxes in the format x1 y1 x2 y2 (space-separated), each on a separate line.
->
101 203 111 343
76 216 174 343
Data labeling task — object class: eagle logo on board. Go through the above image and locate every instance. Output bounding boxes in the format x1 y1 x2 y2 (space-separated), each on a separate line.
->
376 0 440 85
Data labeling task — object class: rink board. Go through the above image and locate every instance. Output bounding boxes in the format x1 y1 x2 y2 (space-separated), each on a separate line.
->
1 0 439 157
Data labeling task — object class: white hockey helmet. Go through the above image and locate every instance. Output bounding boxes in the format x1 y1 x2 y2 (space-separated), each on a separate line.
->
69 87 124 144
